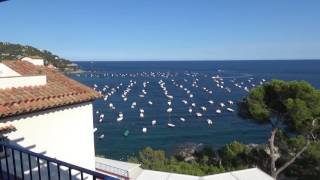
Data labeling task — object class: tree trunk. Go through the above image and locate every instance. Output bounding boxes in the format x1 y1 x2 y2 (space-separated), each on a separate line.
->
274 140 310 178
269 128 278 179
268 127 310 180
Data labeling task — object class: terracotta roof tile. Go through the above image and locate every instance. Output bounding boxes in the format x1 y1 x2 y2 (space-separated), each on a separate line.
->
0 61 102 118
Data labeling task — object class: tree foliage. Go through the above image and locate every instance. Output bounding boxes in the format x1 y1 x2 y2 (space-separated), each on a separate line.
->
240 80 320 132
128 146 225 176
238 80 320 179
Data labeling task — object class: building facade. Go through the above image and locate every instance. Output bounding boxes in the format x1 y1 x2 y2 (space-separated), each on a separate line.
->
0 60 101 172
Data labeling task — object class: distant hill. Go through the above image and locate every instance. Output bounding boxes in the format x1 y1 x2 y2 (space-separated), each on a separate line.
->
0 42 79 72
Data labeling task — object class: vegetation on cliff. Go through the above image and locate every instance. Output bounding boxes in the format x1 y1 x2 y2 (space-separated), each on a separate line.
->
0 42 79 72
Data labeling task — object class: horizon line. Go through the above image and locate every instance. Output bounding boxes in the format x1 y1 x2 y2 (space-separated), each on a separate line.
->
71 58 320 62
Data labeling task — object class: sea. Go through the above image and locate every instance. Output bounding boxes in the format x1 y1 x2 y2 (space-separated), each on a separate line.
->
69 60 320 160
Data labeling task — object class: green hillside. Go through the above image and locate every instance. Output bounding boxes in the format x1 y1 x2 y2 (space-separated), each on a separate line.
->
0 42 79 72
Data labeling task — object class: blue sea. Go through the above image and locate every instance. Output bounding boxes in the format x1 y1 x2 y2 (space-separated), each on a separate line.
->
69 60 320 160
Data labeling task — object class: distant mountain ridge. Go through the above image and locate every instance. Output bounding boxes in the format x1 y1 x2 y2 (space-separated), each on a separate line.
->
0 42 79 72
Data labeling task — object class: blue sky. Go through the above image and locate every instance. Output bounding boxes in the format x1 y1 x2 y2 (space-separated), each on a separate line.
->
0 0 320 60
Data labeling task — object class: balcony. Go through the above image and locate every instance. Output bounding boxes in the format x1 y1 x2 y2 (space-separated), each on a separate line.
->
0 141 117 180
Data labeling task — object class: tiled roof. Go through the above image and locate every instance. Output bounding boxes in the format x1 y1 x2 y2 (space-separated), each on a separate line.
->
0 60 101 118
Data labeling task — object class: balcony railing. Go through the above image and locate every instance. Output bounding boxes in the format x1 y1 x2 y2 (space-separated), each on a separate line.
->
96 161 129 180
0 141 118 180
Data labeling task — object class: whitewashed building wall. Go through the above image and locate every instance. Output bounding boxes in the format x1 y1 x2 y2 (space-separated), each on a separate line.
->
0 102 96 171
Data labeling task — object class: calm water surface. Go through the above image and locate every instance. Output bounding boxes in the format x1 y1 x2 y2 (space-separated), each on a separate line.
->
69 60 320 160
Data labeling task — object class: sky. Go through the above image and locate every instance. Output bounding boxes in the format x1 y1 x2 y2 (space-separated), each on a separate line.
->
0 0 320 61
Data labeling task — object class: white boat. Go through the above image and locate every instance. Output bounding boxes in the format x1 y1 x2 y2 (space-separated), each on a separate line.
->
148 101 153 105
191 103 196 107
142 127 147 133
196 112 202 117
216 109 222 114
180 117 186 122
220 103 225 107
208 100 214 104
182 100 188 104
227 100 234 105
227 108 234 112
152 120 157 126
140 113 144 118
188 108 193 113
117 116 123 122
98 134 104 139
99 118 103 123
93 128 98 133
201 106 207 111
167 108 173 113
168 123 175 128
167 101 172 106
207 119 213 125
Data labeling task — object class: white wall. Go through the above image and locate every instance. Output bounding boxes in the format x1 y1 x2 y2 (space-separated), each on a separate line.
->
0 102 96 171
0 63 21 77
0 75 47 89
22 57 44 66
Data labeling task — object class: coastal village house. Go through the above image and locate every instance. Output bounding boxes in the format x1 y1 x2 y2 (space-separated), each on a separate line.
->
0 58 274 180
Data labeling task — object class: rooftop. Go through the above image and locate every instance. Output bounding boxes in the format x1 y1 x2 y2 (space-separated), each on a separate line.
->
0 60 101 118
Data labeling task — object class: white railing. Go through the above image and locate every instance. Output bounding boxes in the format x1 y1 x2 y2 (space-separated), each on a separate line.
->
96 161 129 179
